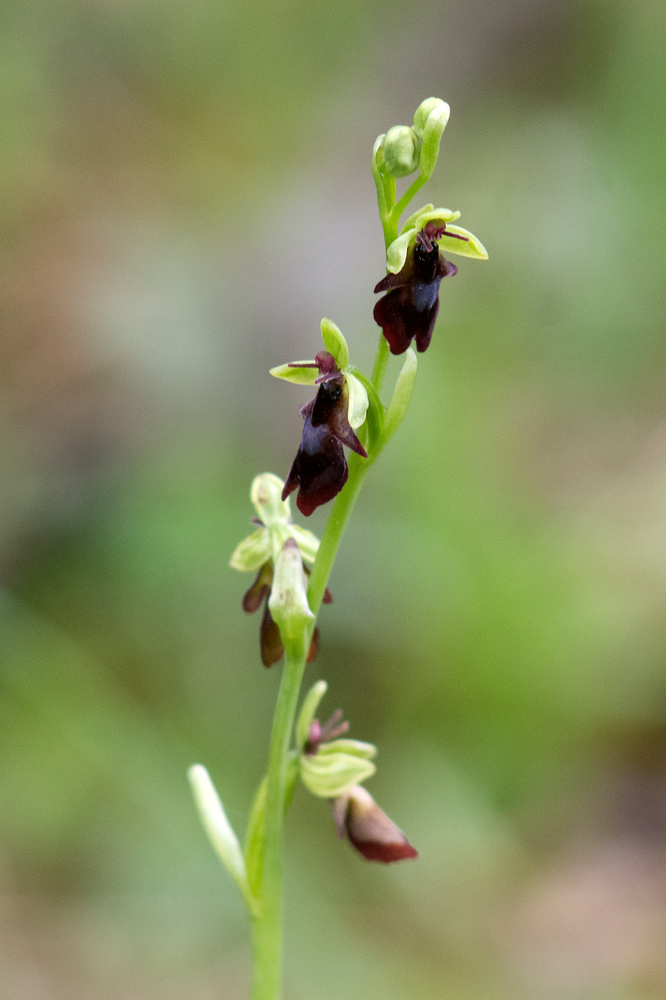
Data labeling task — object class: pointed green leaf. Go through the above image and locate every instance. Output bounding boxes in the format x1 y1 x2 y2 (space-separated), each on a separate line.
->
320 318 349 370
188 765 257 914
269 362 319 386
229 528 271 573
347 366 385 452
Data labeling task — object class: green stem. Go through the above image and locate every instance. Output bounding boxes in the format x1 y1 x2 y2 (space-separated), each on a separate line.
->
250 142 420 999
250 647 307 1000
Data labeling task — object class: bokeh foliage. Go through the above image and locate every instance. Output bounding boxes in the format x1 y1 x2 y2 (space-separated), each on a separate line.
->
2 0 666 996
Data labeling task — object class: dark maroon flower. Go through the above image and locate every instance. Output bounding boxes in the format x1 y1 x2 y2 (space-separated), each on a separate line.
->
242 560 332 667
332 785 418 863
282 353 367 517
373 222 459 355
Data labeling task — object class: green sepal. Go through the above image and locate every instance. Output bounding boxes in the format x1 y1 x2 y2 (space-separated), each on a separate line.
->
378 348 418 451
290 525 320 564
316 738 377 760
400 204 460 235
320 317 349 370
229 528 272 573
269 362 319 386
347 366 385 452
433 224 489 260
387 207 464 274
296 680 328 750
300 750 376 799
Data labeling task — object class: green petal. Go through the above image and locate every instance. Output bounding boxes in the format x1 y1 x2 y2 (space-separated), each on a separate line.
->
300 750 376 799
229 528 271 572
320 318 349 370
400 203 434 233
386 230 414 274
289 524 320 564
269 362 319 385
345 372 369 430
436 224 488 260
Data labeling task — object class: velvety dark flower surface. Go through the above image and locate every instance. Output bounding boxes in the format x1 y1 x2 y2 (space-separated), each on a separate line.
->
373 222 458 355
282 356 367 517
242 560 331 666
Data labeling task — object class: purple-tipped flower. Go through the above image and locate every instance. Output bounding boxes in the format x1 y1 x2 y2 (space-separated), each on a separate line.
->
374 222 458 355
281 352 367 517
332 785 418 863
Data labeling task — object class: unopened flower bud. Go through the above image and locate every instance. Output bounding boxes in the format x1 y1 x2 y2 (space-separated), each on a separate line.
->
382 125 421 178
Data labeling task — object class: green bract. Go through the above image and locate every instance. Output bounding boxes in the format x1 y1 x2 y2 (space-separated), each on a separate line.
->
270 318 369 432
229 472 320 572
386 206 489 274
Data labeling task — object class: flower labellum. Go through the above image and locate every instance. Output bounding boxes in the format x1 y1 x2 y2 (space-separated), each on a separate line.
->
332 785 418 863
374 222 458 355
282 353 367 517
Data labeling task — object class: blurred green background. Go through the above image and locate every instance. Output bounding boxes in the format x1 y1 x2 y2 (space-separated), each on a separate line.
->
2 0 666 996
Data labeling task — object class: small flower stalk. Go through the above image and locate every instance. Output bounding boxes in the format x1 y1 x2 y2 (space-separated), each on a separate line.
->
189 97 486 1000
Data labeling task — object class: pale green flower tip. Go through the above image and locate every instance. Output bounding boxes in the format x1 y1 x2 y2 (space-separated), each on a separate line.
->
413 97 449 139
320 317 349 370
250 472 291 526
382 125 421 179
269 362 319 386
296 679 328 750
268 538 314 637
289 524 320 564
229 527 271 573
345 373 369 430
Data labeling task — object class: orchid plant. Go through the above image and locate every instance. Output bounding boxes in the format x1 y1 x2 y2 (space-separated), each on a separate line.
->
188 98 488 1000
